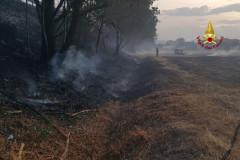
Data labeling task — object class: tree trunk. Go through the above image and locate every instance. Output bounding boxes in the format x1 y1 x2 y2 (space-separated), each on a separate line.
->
25 0 32 59
115 29 120 55
82 17 87 51
61 1 107 53
40 0 55 62
61 0 82 52
96 7 106 54
63 0 68 44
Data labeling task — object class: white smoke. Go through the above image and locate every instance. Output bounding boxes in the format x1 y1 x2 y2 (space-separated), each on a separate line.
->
208 49 240 56
126 40 156 55
25 78 39 97
50 46 100 90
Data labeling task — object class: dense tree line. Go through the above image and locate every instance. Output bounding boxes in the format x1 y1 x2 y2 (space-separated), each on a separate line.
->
30 0 159 62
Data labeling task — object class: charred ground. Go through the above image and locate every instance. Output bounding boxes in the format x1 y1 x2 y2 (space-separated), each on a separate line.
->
1 54 240 160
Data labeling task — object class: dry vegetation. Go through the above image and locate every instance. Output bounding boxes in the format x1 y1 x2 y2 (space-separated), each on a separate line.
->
1 55 240 160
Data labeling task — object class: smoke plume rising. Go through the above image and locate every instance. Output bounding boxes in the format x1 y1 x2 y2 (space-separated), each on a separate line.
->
50 46 100 91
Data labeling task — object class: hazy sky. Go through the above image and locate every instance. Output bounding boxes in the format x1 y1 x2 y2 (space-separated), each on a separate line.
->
153 0 240 41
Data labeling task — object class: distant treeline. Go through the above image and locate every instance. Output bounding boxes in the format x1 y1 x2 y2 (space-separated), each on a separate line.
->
158 38 240 50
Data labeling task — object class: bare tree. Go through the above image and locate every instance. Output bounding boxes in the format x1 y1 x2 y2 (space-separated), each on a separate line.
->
25 0 32 59
96 7 107 54
34 0 65 62
61 1 107 52
42 0 49 59
63 0 69 44
115 28 120 55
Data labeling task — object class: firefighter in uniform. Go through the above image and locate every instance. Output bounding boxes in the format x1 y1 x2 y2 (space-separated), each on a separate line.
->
156 48 159 57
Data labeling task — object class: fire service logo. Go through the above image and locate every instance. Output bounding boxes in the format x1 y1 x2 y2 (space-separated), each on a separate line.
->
197 21 223 49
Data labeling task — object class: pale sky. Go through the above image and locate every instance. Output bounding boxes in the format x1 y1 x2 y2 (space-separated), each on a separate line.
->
154 0 240 41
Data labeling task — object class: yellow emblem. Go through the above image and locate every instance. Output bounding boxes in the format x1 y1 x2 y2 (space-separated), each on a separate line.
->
202 21 218 44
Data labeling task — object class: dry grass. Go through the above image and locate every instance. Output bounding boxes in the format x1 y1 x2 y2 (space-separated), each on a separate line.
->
1 55 240 160
62 84 240 159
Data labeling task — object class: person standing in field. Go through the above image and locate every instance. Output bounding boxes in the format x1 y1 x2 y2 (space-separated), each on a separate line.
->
156 48 159 57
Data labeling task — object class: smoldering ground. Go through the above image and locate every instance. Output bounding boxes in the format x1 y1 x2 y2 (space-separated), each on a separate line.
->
50 47 101 91
0 44 142 109
50 46 141 98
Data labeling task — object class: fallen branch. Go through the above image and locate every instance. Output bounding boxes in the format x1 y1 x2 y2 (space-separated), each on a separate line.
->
10 142 25 160
6 110 22 114
0 91 67 140
68 109 97 117
30 107 68 139
221 124 240 160
60 132 70 160
18 143 25 160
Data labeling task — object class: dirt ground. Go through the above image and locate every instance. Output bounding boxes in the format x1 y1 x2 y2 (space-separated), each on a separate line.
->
1 54 240 160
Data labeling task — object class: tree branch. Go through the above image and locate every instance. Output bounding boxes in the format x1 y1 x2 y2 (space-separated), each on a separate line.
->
33 0 40 7
55 20 65 35
52 0 65 21
79 3 108 17
54 31 65 38
54 9 67 23
34 0 43 23
120 40 128 49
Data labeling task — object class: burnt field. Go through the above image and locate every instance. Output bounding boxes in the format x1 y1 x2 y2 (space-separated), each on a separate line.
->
1 54 240 160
